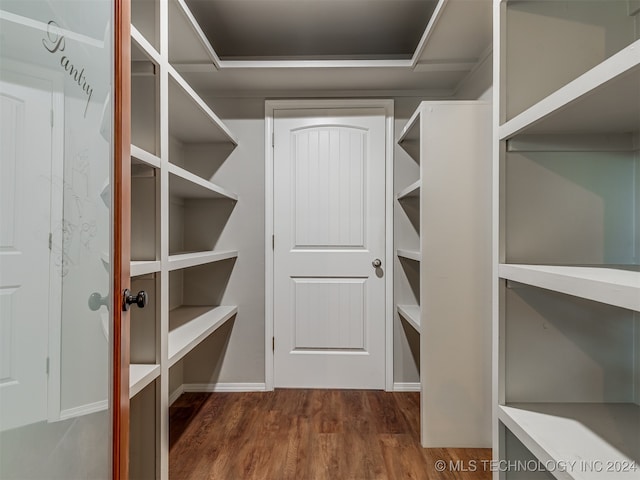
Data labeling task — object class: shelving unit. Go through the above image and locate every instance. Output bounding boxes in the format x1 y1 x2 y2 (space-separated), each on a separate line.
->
397 304 421 333
396 249 422 262
395 101 491 448
130 364 161 399
167 250 238 271
396 180 421 200
128 0 239 478
493 2 640 478
168 306 238 367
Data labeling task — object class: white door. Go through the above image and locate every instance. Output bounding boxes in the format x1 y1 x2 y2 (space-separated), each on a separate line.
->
273 107 387 389
0 71 55 429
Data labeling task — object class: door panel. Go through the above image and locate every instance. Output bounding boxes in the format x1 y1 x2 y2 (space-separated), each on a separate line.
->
274 108 386 389
0 0 128 478
292 277 366 350
293 127 365 248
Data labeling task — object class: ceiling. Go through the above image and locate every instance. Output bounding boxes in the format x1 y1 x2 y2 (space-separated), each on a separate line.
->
172 0 493 95
185 0 438 60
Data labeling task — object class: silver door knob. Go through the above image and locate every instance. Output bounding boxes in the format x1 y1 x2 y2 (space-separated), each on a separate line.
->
372 258 382 268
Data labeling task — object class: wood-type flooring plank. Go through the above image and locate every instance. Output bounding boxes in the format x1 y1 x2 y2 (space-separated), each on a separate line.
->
169 390 491 480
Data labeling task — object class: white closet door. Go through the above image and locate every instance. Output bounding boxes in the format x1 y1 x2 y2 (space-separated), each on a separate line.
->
0 70 54 429
273 108 387 389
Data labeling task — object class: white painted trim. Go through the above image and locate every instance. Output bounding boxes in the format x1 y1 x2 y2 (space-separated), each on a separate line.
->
168 384 185 406
265 104 275 391
384 101 395 392
48 71 65 423
183 383 268 393
264 99 395 392
393 382 421 392
218 59 412 69
59 400 108 421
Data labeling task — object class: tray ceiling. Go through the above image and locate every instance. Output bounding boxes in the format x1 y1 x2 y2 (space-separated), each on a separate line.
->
185 0 438 60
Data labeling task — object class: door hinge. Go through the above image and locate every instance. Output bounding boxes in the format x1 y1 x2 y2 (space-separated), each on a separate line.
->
272 337 275 352
272 234 274 250
48 233 52 250
272 132 274 148
46 357 50 375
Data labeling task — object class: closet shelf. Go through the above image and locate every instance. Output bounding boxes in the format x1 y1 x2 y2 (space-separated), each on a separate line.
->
168 305 238 367
131 25 161 65
499 403 640 480
398 106 421 144
397 180 421 200
168 67 238 145
131 260 161 277
168 0 219 67
168 250 238 271
168 163 237 200
500 39 640 139
131 145 161 170
499 264 640 312
412 0 491 73
129 364 160 399
397 108 421 163
397 304 421 333
397 249 421 262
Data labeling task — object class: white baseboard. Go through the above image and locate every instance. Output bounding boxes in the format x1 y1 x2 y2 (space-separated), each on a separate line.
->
58 399 108 420
184 382 267 393
393 382 420 392
169 384 185 406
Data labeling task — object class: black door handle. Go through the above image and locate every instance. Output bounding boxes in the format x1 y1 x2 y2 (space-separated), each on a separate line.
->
123 289 147 311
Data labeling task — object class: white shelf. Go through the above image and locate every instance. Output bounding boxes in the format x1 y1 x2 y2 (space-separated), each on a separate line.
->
499 403 640 480
412 0 492 73
130 260 160 277
131 25 161 65
168 0 220 67
168 305 238 367
398 106 421 145
131 145 161 170
129 364 160 399
397 249 421 262
168 163 238 200
396 180 421 200
168 250 238 271
500 39 640 139
168 67 237 145
397 304 421 334
500 264 640 312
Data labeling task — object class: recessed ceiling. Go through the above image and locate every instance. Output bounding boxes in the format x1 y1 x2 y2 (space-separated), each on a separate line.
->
185 0 438 60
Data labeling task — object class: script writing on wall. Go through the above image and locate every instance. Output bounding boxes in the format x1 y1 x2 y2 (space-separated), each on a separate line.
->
42 21 94 117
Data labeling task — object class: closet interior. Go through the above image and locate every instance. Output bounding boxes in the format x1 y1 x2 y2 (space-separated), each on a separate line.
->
125 0 640 478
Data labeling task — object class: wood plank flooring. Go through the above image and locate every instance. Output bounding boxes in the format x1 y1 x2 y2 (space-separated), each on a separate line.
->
169 390 491 480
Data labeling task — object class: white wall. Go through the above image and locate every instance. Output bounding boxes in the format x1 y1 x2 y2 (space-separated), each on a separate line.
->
455 51 493 102
178 95 450 387
175 68 496 387
182 98 266 385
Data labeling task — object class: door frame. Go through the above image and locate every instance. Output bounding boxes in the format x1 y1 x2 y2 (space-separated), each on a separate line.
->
264 99 394 392
113 0 131 478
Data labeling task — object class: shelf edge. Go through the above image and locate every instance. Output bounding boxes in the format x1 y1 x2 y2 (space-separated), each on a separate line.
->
499 39 640 140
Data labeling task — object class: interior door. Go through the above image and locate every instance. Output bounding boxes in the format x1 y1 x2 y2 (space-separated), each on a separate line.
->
0 68 57 430
273 107 387 389
0 1 130 478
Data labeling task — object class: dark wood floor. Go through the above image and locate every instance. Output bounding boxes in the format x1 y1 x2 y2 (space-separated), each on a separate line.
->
169 390 491 480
